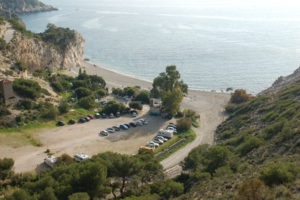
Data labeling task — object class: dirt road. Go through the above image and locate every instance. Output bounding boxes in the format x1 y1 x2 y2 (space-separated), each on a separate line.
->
161 90 230 177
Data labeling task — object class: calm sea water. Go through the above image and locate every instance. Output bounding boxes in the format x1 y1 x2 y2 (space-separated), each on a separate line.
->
21 0 300 93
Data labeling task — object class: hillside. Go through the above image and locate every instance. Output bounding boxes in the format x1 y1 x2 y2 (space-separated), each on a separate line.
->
173 72 300 199
0 0 57 14
0 17 84 73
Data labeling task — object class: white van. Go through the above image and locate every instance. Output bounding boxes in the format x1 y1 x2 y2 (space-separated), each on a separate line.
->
44 156 57 168
74 153 90 162
158 129 173 139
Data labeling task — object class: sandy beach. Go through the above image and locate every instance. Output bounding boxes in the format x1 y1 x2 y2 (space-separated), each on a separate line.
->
0 61 230 173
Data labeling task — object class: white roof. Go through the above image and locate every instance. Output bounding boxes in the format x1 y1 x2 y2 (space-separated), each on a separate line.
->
44 156 57 163
74 153 90 159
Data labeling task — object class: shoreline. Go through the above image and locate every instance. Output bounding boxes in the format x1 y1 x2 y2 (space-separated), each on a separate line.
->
74 60 231 96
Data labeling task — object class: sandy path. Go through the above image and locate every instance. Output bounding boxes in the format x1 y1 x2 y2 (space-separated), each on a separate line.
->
0 61 230 173
163 90 229 177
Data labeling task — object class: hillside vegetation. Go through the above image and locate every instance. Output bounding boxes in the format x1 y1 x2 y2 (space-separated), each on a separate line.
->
173 82 300 199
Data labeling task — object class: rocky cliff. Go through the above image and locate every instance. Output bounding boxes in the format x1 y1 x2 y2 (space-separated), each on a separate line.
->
0 19 84 72
260 66 300 95
0 0 57 14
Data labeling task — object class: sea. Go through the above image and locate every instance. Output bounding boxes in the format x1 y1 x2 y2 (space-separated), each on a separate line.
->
20 0 300 94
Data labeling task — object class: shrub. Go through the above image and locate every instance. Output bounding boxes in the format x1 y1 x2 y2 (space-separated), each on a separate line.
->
150 179 184 199
0 105 11 116
176 117 192 132
235 179 270 200
58 102 70 114
16 99 33 110
112 88 123 96
13 79 42 99
0 158 14 180
260 162 300 186
40 104 59 120
75 87 92 99
103 101 126 114
230 89 253 104
129 101 143 110
238 136 263 156
134 90 150 104
78 96 96 109
68 193 90 200
95 89 107 98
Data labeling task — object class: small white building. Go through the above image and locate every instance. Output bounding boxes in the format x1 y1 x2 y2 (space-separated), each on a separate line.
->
150 98 162 115
44 156 57 168
74 153 90 162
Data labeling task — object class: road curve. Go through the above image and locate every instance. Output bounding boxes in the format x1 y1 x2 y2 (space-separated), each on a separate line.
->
161 90 230 177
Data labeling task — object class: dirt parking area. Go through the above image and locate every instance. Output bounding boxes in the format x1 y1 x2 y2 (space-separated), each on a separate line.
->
0 106 169 173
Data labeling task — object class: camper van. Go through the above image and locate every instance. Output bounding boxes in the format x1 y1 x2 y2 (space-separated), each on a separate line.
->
44 156 57 168
157 129 174 139
74 153 90 162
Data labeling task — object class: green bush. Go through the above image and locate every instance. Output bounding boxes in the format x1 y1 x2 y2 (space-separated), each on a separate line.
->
103 101 126 114
134 90 150 104
129 101 143 110
68 193 90 200
58 102 70 114
16 99 33 110
13 79 42 99
95 88 107 98
260 162 300 186
75 87 92 99
238 136 263 156
230 89 253 104
38 103 59 120
78 96 96 109
176 117 192 132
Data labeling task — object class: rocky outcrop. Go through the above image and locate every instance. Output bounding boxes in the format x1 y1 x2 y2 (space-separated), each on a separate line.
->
260 67 300 95
0 19 84 72
0 0 57 14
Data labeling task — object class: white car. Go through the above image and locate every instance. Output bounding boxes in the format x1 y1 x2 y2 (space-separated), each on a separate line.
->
156 136 168 142
146 141 159 148
153 138 164 145
74 153 90 162
44 156 57 168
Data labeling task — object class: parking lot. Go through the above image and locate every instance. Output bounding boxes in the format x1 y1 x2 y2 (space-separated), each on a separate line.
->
0 105 171 172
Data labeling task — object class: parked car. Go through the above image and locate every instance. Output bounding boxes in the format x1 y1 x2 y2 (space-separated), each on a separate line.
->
113 126 120 131
68 119 76 125
109 113 115 118
120 124 129 130
146 141 159 148
106 128 115 133
116 112 121 117
78 118 86 123
139 121 145 126
124 123 130 128
131 112 137 117
153 138 164 145
44 156 57 168
74 153 90 162
140 119 148 125
129 122 137 127
101 113 107 118
95 113 101 119
158 129 173 139
87 115 94 119
56 121 65 126
155 136 168 142
84 117 90 122
100 131 108 136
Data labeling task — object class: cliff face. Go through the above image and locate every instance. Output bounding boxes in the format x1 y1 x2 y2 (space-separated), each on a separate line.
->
260 66 300 95
0 0 57 14
0 20 84 72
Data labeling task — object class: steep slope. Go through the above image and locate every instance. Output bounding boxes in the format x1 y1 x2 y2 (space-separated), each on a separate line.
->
175 74 300 200
0 18 84 72
0 0 57 14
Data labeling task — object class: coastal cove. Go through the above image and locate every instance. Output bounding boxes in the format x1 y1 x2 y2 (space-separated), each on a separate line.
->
21 0 300 94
